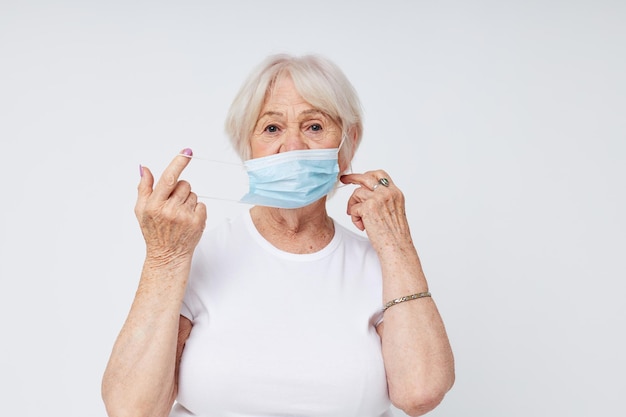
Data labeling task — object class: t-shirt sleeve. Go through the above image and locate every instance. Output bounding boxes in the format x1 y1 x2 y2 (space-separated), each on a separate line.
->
179 237 208 321
180 298 194 320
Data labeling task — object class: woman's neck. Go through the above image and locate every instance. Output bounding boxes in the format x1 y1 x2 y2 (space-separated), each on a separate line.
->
250 201 335 254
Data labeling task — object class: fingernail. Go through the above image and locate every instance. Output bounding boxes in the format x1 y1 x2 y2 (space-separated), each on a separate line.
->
139 164 144 177
181 148 193 156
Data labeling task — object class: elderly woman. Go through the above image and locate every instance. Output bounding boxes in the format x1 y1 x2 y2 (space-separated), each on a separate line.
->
102 54 454 417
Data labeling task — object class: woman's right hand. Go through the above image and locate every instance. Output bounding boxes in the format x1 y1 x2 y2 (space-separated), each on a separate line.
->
135 148 207 265
102 149 205 417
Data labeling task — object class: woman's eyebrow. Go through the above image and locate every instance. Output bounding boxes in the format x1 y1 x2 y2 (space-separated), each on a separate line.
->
258 110 283 118
258 109 326 120
298 109 326 118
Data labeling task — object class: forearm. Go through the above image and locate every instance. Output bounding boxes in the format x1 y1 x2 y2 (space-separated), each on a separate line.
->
378 245 455 416
102 257 191 417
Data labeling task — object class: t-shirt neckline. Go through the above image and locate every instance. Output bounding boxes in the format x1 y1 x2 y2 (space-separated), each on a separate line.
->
242 209 342 261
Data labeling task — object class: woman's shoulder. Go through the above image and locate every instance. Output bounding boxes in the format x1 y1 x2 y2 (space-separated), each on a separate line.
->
332 218 377 256
333 218 370 243
195 211 250 253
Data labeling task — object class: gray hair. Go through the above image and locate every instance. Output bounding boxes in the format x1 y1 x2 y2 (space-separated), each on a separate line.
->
224 54 363 167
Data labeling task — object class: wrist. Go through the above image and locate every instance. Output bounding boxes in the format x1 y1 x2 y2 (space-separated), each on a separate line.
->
138 255 192 303
144 249 193 270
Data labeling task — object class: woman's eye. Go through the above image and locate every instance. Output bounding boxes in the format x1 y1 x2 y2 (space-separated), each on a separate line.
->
265 125 279 133
309 123 322 132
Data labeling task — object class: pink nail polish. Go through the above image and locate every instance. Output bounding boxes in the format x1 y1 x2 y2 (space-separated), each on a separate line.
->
139 164 144 177
182 148 193 156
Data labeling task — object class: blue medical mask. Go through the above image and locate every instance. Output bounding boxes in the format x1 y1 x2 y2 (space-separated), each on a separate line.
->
240 140 344 209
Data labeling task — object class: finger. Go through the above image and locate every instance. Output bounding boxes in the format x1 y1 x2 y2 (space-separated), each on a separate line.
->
185 190 198 208
345 188 368 231
341 174 379 194
194 201 208 224
349 212 365 231
135 165 155 217
152 148 194 201
368 170 393 190
168 180 192 205
138 165 154 197
340 173 369 187
193 201 208 233
346 200 365 231
341 171 392 190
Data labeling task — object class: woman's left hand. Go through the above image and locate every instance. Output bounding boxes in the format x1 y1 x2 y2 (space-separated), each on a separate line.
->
340 171 413 252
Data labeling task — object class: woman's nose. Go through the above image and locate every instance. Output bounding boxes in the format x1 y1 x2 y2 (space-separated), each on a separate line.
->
280 128 308 152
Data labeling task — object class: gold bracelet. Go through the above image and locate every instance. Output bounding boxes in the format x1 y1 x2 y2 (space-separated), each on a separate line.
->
383 291 431 312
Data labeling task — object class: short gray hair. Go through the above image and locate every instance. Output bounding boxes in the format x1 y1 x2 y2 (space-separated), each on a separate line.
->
224 54 363 166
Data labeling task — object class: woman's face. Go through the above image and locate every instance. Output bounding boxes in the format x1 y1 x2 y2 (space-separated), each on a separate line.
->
250 75 342 159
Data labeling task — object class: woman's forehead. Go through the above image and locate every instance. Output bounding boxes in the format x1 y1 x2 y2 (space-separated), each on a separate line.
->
260 70 340 127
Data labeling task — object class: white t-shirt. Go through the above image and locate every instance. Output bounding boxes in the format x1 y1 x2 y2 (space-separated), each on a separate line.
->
171 210 391 417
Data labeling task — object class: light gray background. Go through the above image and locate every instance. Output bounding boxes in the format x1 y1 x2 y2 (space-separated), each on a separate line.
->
1 1 624 416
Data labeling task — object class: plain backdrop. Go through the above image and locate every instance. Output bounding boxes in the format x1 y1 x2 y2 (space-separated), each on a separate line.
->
1 1 624 416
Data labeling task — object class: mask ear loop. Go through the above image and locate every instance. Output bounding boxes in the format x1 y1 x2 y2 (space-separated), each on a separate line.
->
181 154 244 167
178 154 248 203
